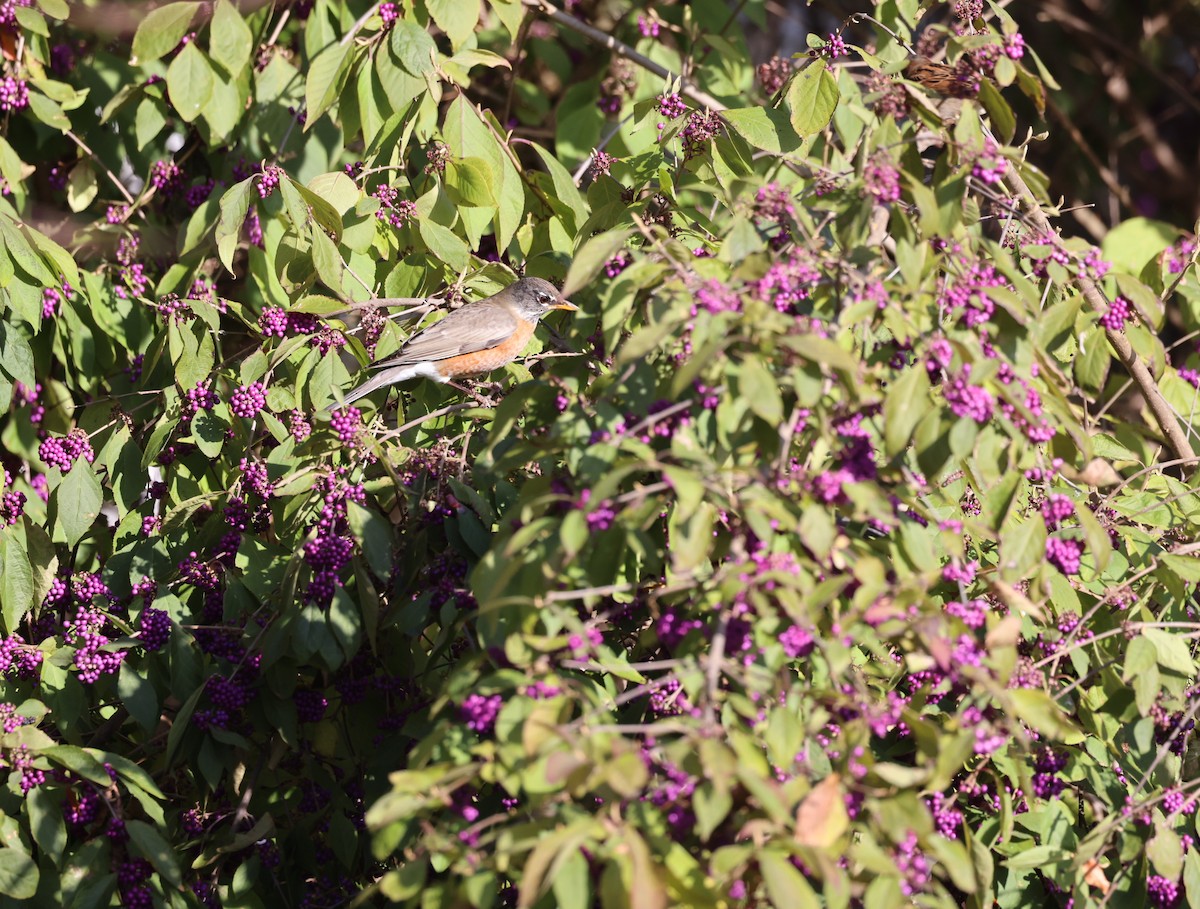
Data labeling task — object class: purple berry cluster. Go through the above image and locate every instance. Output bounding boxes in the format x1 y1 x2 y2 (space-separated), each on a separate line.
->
302 472 365 606
330 407 362 445
864 157 902 203
590 149 615 177
1099 296 1131 332
257 164 283 198
194 675 251 730
819 33 849 60
372 185 418 228
0 76 29 113
295 689 329 723
180 382 219 424
970 141 1009 185
290 409 312 442
66 606 125 684
230 382 267 418
461 693 502 734
138 608 171 650
0 635 42 678
117 858 154 909
953 0 982 20
679 110 723 159
944 369 995 423
779 624 815 658
657 92 687 120
1045 537 1085 575
150 159 183 196
1040 494 1075 529
114 233 151 300
38 428 95 473
258 305 290 337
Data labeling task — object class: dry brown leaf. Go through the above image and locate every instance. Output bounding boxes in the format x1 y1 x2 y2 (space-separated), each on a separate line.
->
1082 858 1111 894
794 773 849 848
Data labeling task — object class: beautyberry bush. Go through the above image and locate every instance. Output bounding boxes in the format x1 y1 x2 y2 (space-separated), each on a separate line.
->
0 0 1197 907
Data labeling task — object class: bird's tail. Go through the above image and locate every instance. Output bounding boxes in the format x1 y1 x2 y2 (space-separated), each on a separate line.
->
327 365 421 411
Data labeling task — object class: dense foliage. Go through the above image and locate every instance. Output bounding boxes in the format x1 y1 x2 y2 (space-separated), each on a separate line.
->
0 0 1199 906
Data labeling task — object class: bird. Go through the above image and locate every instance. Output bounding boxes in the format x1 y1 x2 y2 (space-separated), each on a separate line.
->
904 55 982 99
333 276 578 408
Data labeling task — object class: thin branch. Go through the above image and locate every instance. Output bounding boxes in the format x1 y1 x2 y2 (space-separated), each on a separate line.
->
521 0 727 112
66 130 135 205
997 156 1197 467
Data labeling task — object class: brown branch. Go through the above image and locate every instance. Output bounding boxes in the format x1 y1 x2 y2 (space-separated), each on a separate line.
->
999 157 1196 466
521 0 727 112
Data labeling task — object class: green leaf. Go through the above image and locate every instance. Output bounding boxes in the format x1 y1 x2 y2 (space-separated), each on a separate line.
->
0 533 33 635
1006 689 1083 744
166 41 215 123
693 781 732 842
35 0 68 18
885 366 931 457
27 787 66 866
209 0 253 76
43 745 111 784
66 161 97 213
291 179 345 239
0 847 38 899
28 91 70 130
311 225 347 296
787 64 839 136
530 142 588 235
1184 848 1200 909
418 219 469 272
978 79 1015 144
14 7 47 36
119 662 160 733
739 356 783 424
563 229 631 298
1141 628 1196 676
54 461 102 548
427 0 477 50
759 850 820 909
305 39 354 128
446 157 497 208
1101 217 1176 275
1148 825 1183 880
0 321 35 388
390 20 437 75
26 225 79 286
216 178 254 275
720 107 804 154
0 218 54 284
132 1 200 63
128 820 182 888
1074 326 1110 392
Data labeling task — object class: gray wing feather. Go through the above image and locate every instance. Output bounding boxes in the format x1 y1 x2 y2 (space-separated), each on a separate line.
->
370 302 518 368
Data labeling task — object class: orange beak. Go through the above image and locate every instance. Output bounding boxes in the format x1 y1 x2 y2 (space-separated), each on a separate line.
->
552 298 578 312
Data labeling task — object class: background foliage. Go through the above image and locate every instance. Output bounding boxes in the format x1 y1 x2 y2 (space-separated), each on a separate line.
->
0 0 1199 907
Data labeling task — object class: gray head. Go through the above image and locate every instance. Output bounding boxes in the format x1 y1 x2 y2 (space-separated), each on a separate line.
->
506 277 578 320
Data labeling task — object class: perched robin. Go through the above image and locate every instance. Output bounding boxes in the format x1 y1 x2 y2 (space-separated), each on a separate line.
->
335 276 577 407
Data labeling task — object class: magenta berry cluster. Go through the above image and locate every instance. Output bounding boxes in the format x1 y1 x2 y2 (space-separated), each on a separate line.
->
1099 296 1131 331
230 382 267 418
38 429 95 473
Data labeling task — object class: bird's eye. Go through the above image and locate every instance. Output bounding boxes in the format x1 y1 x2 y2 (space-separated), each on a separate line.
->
536 291 553 304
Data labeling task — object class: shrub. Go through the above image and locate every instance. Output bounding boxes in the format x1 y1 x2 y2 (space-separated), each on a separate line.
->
0 1 1197 907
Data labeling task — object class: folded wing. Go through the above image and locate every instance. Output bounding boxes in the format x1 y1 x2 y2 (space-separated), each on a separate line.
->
371 301 519 367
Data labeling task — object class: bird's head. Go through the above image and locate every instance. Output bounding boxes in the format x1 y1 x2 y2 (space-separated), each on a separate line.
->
508 276 578 320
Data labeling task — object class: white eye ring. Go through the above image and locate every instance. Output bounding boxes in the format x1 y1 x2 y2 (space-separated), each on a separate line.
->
536 291 553 304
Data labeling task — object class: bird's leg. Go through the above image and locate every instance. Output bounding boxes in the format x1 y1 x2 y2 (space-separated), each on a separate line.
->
447 380 496 407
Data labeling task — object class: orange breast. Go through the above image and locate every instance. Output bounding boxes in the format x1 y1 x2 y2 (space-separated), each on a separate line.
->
433 318 537 378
